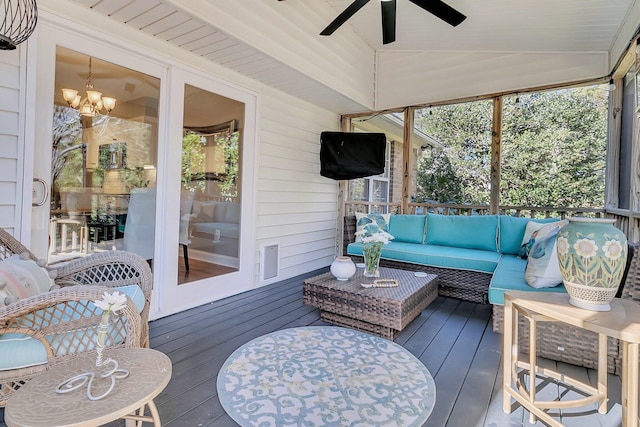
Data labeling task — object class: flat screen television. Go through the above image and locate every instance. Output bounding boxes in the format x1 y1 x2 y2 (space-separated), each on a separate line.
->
320 131 386 180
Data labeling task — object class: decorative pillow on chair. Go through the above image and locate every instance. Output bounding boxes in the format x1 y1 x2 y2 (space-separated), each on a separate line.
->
355 212 391 242
524 220 569 288
0 253 54 306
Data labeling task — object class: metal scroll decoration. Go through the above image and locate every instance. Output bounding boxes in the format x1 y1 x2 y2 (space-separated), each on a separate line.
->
0 0 38 50
55 291 130 401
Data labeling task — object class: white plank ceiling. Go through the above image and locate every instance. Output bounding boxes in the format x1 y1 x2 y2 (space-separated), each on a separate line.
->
68 0 639 113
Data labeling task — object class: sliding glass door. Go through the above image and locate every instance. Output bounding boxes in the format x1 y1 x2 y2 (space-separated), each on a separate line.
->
177 84 244 284
31 21 257 319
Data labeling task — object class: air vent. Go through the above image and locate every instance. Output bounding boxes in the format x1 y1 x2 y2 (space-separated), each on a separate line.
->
261 244 279 281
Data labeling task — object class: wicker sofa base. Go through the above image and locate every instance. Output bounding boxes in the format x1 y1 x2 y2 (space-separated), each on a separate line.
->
349 255 490 304
344 216 491 304
492 304 620 374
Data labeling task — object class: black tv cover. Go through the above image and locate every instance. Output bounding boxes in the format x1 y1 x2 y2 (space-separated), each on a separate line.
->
320 132 386 180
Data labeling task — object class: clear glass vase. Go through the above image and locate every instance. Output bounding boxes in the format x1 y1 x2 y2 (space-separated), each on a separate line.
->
363 242 383 277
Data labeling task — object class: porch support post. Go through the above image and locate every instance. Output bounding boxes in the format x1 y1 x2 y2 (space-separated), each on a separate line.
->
490 97 502 215
605 79 622 211
337 116 351 254
403 107 414 214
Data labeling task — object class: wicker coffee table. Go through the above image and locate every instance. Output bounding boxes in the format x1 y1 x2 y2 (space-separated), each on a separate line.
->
303 267 438 339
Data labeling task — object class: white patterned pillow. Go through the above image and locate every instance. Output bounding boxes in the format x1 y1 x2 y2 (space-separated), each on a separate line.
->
524 220 569 288
355 212 391 242
0 253 54 306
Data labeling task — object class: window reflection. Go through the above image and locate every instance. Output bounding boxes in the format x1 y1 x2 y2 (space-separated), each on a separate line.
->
50 47 159 264
178 85 244 283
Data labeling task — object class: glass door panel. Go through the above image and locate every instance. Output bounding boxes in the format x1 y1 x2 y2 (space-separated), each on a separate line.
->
50 47 160 264
178 84 244 283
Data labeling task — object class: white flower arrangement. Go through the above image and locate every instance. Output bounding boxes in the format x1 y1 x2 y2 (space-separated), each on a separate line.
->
354 223 394 245
355 223 394 277
94 290 128 314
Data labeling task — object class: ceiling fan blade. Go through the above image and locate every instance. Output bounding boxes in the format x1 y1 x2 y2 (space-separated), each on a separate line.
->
381 0 396 44
320 0 371 36
408 0 466 27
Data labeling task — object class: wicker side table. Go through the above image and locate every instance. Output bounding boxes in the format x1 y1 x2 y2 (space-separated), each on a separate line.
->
5 348 171 427
304 267 438 339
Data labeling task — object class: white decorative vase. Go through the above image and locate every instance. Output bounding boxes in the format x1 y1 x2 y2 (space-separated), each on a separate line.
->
556 217 628 311
330 256 356 281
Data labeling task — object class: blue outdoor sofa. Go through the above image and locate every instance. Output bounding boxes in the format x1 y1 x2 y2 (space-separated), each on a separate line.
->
345 213 565 305
343 213 639 374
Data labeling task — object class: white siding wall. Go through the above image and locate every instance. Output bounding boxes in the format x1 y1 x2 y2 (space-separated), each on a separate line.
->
1 9 340 290
0 48 23 236
257 89 339 283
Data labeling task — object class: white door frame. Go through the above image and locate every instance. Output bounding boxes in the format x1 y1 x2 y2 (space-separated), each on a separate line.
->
158 68 258 318
26 12 258 320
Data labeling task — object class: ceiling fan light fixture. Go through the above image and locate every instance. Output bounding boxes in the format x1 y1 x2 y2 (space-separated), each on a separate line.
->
320 0 465 44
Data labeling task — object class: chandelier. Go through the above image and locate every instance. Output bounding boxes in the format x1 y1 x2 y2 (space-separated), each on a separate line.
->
0 0 38 50
62 57 116 117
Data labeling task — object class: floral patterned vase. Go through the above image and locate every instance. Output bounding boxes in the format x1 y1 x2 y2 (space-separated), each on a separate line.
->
556 217 627 311
362 241 383 277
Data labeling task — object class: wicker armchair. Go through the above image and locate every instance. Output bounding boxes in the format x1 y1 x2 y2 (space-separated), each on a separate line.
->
52 251 153 348
0 228 153 348
0 285 142 406
0 228 37 262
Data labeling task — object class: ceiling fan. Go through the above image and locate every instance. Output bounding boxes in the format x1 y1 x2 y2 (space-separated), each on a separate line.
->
279 0 466 45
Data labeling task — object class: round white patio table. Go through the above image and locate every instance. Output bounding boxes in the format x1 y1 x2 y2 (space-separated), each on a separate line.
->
217 326 436 427
5 347 171 427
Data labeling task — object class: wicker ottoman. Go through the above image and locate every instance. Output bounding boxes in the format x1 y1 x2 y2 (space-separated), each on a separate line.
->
303 267 438 339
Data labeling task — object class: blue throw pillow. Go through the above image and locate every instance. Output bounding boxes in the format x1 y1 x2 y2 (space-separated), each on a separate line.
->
388 215 426 244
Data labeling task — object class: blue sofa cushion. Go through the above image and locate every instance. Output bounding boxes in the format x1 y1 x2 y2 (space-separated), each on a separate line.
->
488 255 566 305
388 215 426 244
347 241 501 273
499 216 559 256
425 214 499 252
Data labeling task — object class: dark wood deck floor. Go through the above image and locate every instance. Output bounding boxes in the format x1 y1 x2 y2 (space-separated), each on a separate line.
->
0 268 627 426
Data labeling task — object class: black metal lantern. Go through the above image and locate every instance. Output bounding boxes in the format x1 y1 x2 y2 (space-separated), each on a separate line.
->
0 0 38 50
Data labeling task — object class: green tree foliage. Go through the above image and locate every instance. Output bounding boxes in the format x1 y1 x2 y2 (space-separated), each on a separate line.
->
218 132 239 199
501 88 606 208
414 86 607 208
181 132 207 192
181 131 239 198
415 100 492 204
52 106 83 192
